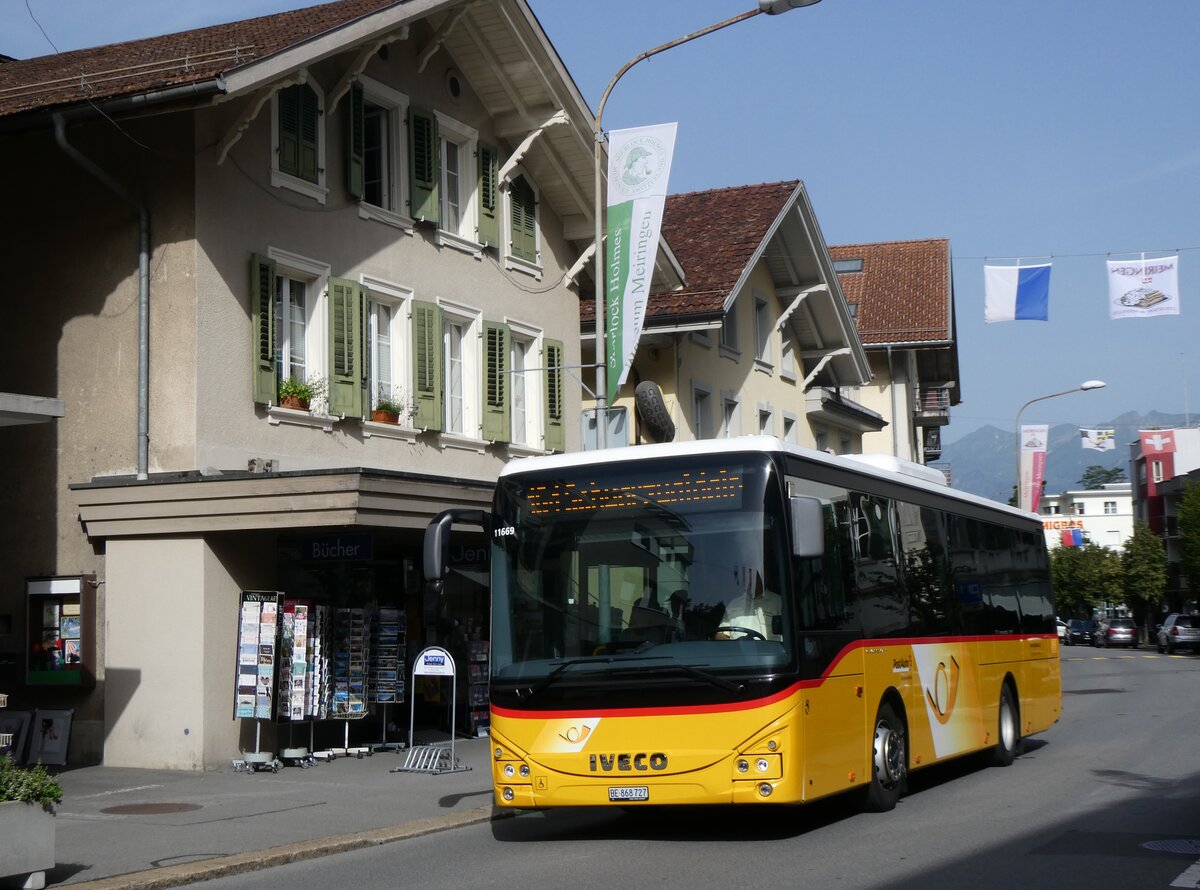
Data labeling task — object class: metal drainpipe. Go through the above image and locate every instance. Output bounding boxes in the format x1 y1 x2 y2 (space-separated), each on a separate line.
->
886 345 899 457
54 113 150 480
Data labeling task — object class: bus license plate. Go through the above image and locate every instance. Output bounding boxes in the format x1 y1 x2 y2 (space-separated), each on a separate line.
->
609 786 649 802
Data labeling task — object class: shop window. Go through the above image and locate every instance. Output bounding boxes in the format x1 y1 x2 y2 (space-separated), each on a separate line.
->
27 575 96 687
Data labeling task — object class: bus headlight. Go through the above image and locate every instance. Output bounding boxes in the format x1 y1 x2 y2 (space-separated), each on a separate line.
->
758 783 773 798
737 759 750 773
503 764 515 778
502 787 515 801
519 764 530 777
756 758 770 773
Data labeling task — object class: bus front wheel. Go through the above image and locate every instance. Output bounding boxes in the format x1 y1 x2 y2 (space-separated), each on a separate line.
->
864 700 906 812
991 683 1021 767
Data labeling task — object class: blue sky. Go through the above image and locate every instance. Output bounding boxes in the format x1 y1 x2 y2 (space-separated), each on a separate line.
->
6 0 1199 444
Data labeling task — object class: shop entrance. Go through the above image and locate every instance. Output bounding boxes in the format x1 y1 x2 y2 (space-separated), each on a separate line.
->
264 529 488 753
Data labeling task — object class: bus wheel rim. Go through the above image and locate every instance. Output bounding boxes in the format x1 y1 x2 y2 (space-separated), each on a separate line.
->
874 719 905 789
1000 695 1016 750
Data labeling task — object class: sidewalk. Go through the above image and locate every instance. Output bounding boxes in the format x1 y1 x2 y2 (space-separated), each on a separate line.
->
39 738 495 889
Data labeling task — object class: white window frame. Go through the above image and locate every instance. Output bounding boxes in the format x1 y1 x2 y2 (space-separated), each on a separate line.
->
360 274 415 438
1104 501 1118 515
439 299 483 449
780 329 797 382
814 423 829 453
433 111 481 257
356 77 413 233
754 291 773 372
692 382 713 440
265 247 332 429
504 166 543 280
719 303 739 360
757 403 774 437
1072 502 1086 515
270 75 329 204
721 390 740 438
507 318 544 454
1152 460 1164 483
782 411 799 444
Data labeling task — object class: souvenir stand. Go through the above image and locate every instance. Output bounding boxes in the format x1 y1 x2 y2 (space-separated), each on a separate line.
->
317 607 373 760
368 606 405 752
467 639 490 738
232 591 284 773
275 600 326 767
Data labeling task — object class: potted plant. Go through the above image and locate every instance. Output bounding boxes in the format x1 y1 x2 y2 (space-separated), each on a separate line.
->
278 377 313 411
0 756 61 885
370 388 408 425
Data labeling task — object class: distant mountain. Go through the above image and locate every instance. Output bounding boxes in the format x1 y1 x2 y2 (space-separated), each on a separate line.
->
935 411 1192 503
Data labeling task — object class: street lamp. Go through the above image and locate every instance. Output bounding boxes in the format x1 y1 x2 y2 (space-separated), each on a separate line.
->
1014 379 1106 510
590 0 821 447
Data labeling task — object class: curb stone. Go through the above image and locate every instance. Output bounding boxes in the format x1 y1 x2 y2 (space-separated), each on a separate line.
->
65 805 496 889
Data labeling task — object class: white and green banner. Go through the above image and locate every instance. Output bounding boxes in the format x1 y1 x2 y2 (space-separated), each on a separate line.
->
605 122 677 404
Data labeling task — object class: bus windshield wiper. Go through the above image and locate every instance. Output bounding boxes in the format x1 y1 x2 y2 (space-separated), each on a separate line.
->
636 663 745 693
516 655 675 698
517 659 742 698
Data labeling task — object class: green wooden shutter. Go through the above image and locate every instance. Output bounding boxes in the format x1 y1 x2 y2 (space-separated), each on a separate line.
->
477 143 499 247
408 107 439 224
543 338 564 452
411 300 443 431
482 321 511 443
327 277 364 418
278 87 300 177
510 175 537 262
299 84 320 184
251 254 278 404
346 81 364 200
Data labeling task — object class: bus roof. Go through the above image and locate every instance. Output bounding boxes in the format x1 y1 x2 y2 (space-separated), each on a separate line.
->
498 436 1039 524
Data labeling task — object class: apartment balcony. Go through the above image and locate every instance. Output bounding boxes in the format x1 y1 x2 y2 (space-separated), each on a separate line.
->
805 387 887 434
922 426 942 461
913 387 951 427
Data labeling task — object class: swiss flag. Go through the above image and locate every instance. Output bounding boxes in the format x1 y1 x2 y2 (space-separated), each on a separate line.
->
1139 429 1176 455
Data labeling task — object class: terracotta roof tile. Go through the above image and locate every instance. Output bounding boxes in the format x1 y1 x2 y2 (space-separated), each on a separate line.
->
581 180 798 325
0 0 400 119
829 238 952 346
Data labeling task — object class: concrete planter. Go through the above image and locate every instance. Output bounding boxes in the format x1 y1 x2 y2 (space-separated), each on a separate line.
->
0 800 55 890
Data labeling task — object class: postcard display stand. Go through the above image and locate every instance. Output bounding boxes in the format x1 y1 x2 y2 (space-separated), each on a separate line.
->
233 591 284 773
233 595 408 770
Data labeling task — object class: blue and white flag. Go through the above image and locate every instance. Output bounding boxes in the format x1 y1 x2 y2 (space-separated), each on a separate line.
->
984 263 1051 323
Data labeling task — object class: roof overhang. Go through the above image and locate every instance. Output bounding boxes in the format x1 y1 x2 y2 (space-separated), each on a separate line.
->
724 183 871 389
0 391 65 427
72 468 493 539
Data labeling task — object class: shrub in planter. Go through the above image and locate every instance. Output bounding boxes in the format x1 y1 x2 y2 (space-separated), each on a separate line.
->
0 757 61 885
0 757 62 813
277 376 327 412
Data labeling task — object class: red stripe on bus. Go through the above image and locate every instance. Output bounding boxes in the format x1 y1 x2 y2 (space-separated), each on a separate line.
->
491 633 1056 720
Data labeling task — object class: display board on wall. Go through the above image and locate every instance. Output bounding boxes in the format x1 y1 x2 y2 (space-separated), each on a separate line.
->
234 592 283 720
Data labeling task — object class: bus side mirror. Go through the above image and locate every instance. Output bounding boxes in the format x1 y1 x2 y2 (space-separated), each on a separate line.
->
789 496 825 558
423 508 490 588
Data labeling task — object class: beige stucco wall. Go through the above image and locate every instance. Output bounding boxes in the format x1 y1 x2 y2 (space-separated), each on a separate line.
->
858 350 917 461
103 537 242 769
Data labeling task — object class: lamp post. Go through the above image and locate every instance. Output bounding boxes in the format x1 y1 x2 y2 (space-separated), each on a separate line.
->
590 0 820 448
1014 379 1106 510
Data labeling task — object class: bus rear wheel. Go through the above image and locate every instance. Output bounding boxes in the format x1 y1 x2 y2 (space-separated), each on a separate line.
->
864 701 906 812
991 682 1020 767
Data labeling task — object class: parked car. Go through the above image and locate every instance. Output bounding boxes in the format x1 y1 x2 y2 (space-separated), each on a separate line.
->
1066 619 1096 646
1156 613 1200 654
1094 617 1138 648
1056 618 1069 643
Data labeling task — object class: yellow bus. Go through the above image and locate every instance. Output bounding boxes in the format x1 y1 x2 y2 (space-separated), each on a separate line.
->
426 437 1061 810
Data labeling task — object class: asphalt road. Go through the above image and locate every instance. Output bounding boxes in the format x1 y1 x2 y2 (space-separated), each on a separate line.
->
195 649 1200 889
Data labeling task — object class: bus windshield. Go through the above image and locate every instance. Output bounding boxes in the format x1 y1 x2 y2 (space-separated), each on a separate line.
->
490 453 792 691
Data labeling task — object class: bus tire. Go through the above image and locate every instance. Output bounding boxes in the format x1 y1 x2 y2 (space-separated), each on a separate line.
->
864 700 906 812
991 682 1020 767
634 381 675 443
